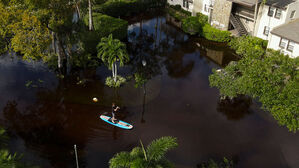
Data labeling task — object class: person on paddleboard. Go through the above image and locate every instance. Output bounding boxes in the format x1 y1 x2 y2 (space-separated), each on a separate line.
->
111 103 120 123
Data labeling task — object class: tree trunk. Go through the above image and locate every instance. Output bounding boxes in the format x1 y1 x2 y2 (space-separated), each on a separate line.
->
88 0 94 31
75 0 81 19
112 63 115 78
56 35 62 69
56 34 67 74
52 31 56 54
114 63 117 82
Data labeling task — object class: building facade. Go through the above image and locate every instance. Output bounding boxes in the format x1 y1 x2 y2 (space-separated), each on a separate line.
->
255 0 299 40
168 0 194 12
267 18 299 58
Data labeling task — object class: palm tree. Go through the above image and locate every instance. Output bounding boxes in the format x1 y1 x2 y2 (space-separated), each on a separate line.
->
109 136 178 168
97 34 129 82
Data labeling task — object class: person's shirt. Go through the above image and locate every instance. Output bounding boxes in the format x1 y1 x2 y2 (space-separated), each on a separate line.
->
112 105 118 113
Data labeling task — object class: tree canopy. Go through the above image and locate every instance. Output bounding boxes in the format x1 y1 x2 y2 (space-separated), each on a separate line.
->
209 36 299 132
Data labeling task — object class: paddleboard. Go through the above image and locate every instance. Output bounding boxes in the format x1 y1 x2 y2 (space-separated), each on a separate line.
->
100 115 133 130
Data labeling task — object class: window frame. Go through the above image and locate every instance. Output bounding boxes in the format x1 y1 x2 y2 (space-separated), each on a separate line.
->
263 26 270 36
275 8 282 19
268 6 275 17
287 41 295 52
279 38 288 48
204 4 208 12
290 10 296 19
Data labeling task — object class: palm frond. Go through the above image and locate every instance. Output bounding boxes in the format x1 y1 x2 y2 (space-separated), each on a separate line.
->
109 151 131 168
146 136 178 162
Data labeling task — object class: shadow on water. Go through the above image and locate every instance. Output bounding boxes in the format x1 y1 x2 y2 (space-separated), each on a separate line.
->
0 10 298 168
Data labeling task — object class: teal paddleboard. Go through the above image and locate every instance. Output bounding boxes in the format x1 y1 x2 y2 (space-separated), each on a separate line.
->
100 115 133 130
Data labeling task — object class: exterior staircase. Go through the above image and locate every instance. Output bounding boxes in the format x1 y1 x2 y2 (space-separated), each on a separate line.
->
230 14 248 36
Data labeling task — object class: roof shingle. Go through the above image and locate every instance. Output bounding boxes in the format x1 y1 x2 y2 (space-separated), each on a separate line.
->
271 18 299 43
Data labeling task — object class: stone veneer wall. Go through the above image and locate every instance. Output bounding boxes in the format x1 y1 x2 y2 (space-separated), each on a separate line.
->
210 0 233 30
192 0 203 16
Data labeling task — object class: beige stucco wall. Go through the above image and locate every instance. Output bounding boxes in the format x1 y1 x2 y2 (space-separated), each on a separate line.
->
210 0 233 30
192 0 203 16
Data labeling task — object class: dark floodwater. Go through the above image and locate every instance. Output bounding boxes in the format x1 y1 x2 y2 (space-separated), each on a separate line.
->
1 12 299 168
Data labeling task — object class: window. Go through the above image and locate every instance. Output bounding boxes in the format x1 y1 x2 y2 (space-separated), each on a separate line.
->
268 7 275 17
204 4 209 12
279 38 288 48
263 26 270 36
183 0 189 9
275 9 282 19
290 10 296 19
287 41 295 52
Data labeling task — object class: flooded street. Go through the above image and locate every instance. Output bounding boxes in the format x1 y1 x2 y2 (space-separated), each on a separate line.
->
0 12 298 168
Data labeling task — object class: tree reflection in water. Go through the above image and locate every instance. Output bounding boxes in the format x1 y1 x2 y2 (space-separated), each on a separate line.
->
217 96 252 121
1 76 130 167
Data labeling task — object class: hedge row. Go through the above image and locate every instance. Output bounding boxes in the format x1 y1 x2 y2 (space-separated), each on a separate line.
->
202 24 231 42
180 12 231 42
95 0 167 18
166 4 191 21
84 13 128 39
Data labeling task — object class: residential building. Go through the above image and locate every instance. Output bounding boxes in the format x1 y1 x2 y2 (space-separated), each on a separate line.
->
267 18 299 58
255 0 299 40
168 0 194 12
210 0 299 38
193 0 215 16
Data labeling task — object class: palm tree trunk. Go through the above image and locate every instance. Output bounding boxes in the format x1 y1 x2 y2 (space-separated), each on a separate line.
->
88 0 94 31
114 63 117 82
112 63 115 78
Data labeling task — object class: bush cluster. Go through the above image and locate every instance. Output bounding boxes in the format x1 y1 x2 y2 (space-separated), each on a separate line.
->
105 75 127 88
167 4 191 21
84 13 128 39
95 0 166 18
202 24 231 42
182 15 207 35
229 35 268 57
180 12 231 42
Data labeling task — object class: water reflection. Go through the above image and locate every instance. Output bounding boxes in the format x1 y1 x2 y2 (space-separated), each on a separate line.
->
0 11 297 168
217 96 252 121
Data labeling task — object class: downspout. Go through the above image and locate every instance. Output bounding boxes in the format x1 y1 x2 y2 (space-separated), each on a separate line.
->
253 0 259 36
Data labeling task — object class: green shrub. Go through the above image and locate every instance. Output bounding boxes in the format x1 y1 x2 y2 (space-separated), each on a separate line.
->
196 12 208 23
229 35 267 58
182 16 203 35
84 13 128 39
202 24 231 42
182 14 208 35
105 75 126 88
173 4 182 10
169 4 191 16
82 13 128 53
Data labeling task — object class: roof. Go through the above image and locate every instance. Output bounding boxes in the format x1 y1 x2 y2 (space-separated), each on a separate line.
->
229 0 296 9
265 0 296 9
228 0 262 7
271 18 299 43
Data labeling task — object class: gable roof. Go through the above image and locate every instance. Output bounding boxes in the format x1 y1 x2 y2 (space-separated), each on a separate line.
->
265 0 296 9
271 18 299 43
229 0 296 9
229 0 262 7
